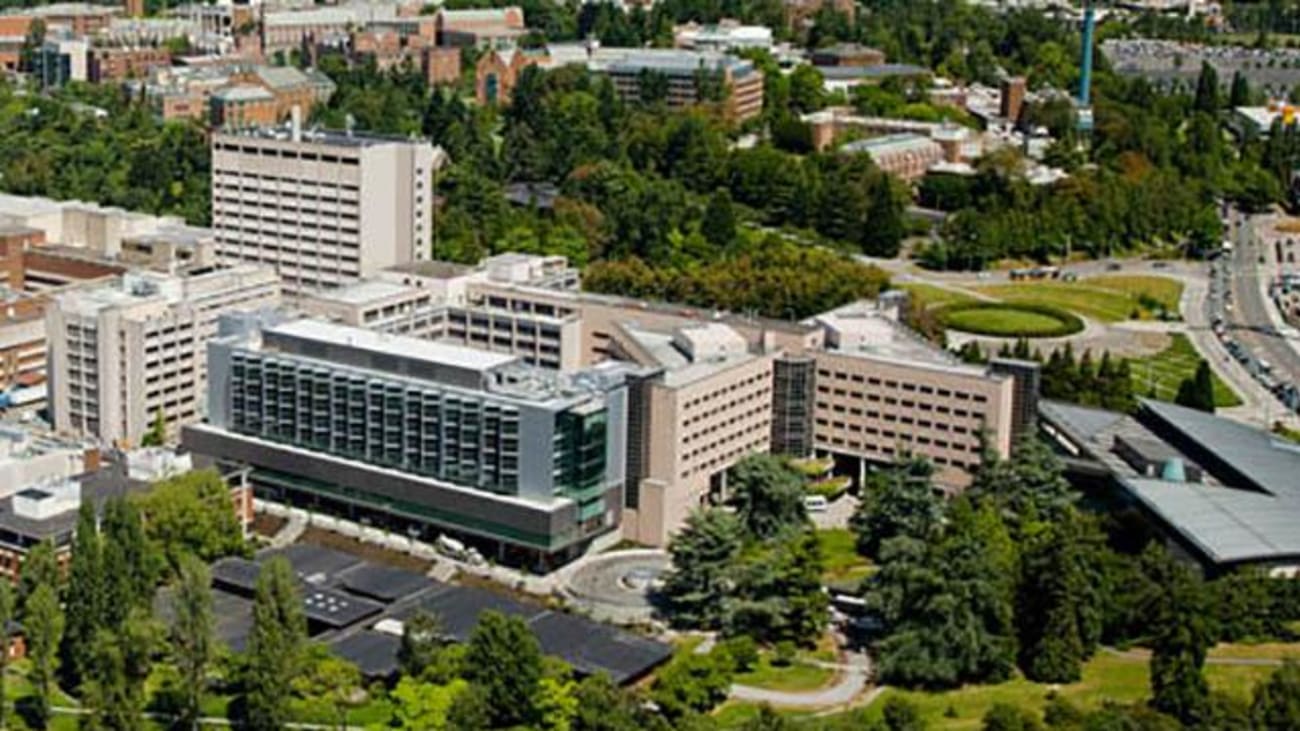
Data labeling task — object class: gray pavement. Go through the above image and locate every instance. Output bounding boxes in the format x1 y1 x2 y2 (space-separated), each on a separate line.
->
730 647 873 709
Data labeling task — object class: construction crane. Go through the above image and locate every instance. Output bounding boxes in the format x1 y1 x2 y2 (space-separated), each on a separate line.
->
1077 0 1096 135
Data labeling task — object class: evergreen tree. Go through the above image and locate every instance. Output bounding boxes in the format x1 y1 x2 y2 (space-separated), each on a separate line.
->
850 456 944 558
661 509 744 629
701 188 737 248
727 454 808 541
398 611 453 682
237 557 306 731
61 500 105 690
25 582 63 729
1149 561 1216 725
1175 360 1216 413
1250 660 1300 730
862 173 904 257
1194 60 1220 114
1017 514 1104 682
82 611 157 731
0 579 12 730
463 611 543 728
141 408 166 447
170 555 214 731
1229 70 1253 108
18 19 44 73
19 539 59 620
101 497 154 626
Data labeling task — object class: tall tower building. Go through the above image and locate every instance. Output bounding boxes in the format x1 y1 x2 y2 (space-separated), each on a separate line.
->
211 125 443 296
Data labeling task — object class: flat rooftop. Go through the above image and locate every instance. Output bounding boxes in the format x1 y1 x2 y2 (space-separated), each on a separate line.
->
810 300 979 373
385 260 474 279
267 319 519 373
307 279 418 306
618 322 759 388
1040 399 1300 566
216 125 430 150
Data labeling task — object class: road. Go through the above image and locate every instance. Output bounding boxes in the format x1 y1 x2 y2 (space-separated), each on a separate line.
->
730 648 873 709
1231 213 1300 384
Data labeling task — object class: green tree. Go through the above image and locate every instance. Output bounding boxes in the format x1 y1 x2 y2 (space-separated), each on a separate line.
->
25 582 63 729
1175 360 1216 413
982 702 1044 730
390 676 468 731
170 555 214 731
81 610 157 731
1250 660 1300 730
727 454 808 540
398 610 448 680
850 456 944 559
134 469 246 573
101 497 155 625
649 648 734 720
1194 61 1220 114
880 695 925 731
463 611 543 728
293 646 363 731
970 434 1076 530
572 673 660 731
61 500 104 690
141 409 166 447
18 19 44 73
701 188 737 248
19 539 60 616
1017 514 1104 683
237 557 306 731
661 509 744 628
1149 562 1216 725
0 579 13 730
1229 70 1253 108
535 661 579 731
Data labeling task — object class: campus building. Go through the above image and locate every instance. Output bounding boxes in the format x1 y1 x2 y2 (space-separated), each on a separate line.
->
183 315 640 568
1040 399 1300 575
46 265 280 447
807 300 1017 488
211 126 444 295
598 48 765 122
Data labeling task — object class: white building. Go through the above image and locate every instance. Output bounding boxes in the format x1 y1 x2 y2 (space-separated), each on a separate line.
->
46 265 281 447
211 125 446 296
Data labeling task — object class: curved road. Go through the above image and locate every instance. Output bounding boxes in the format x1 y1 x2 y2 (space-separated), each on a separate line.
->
730 650 873 709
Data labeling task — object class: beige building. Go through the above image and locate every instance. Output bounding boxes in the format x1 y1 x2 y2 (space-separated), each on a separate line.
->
607 322 778 545
807 301 1016 487
298 254 585 371
211 127 445 295
46 265 280 447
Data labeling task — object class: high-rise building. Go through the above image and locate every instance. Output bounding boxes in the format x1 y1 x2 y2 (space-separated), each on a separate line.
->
46 265 281 447
184 315 638 568
211 126 444 295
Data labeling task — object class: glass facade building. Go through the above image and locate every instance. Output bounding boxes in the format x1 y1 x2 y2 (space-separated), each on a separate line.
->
188 315 631 567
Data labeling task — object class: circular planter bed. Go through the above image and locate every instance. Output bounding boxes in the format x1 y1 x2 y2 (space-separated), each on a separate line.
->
935 301 1085 338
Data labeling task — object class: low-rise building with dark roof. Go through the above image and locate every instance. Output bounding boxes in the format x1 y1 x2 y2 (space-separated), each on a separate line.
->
1039 398 1300 574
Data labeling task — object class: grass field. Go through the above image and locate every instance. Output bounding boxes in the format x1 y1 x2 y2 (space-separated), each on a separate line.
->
817 529 873 586
734 656 837 693
848 652 1275 731
898 283 980 309
1130 334 1242 408
942 307 1072 337
973 275 1183 323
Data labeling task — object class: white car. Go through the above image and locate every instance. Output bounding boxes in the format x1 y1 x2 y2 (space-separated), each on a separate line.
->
803 495 830 513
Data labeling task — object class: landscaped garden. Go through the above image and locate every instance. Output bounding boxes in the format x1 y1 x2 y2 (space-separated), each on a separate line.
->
935 302 1085 338
1129 334 1242 408
973 274 1183 323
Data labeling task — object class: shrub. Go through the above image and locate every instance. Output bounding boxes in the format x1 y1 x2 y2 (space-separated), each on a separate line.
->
934 302 1085 338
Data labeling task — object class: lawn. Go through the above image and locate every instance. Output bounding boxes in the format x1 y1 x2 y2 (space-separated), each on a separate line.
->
1129 333 1242 408
817 529 873 586
973 275 1184 323
898 283 980 310
942 306 1074 337
846 651 1275 731
734 655 837 693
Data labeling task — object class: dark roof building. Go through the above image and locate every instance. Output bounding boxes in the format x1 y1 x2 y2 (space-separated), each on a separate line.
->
1040 399 1300 574
202 543 672 683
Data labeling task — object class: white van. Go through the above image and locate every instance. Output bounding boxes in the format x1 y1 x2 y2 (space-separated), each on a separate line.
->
803 495 829 513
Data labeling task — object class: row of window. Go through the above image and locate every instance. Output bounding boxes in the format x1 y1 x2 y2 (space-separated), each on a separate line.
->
816 368 990 403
